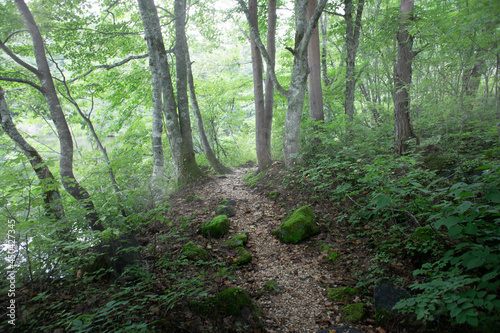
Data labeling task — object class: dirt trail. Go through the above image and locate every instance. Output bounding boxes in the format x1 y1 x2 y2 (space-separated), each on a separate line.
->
196 167 335 332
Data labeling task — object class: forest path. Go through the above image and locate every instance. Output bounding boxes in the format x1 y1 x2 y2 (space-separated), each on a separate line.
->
194 167 337 332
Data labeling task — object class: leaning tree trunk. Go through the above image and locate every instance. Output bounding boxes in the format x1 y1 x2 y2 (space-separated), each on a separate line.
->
394 0 419 155
307 0 324 122
0 86 64 220
187 53 232 174
14 0 102 231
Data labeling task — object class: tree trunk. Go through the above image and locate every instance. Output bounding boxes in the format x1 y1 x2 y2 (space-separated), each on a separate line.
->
239 0 327 168
137 0 204 184
187 54 232 174
344 0 365 121
0 86 64 220
249 0 272 172
14 0 102 231
394 0 419 155
307 0 324 122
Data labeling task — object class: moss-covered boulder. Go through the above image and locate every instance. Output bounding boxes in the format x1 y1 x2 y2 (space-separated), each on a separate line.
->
216 205 235 217
326 287 358 301
268 191 279 200
225 233 248 247
342 303 365 323
201 215 230 238
272 206 320 244
189 287 255 318
234 246 252 266
182 241 209 261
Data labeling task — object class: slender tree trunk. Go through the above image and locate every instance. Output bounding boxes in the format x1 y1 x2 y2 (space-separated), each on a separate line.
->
249 0 272 171
0 86 64 220
187 54 232 174
14 0 102 231
262 0 276 170
344 0 365 121
307 0 324 122
151 51 165 191
320 12 330 87
394 0 419 155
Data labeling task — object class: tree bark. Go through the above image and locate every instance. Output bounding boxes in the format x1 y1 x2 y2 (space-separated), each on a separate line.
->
0 86 64 220
187 54 232 174
394 0 419 155
249 0 272 172
137 0 204 184
344 0 365 122
238 0 327 168
14 0 102 231
307 0 324 122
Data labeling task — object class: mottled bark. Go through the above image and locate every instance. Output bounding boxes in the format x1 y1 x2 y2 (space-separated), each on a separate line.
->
394 0 419 155
14 0 102 231
307 0 324 122
249 0 271 171
0 86 64 220
238 0 327 168
187 54 232 174
344 0 365 121
137 0 204 184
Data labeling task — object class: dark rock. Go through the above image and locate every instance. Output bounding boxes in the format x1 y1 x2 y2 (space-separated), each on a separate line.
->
226 199 237 206
374 278 410 313
317 327 363 333
216 205 235 217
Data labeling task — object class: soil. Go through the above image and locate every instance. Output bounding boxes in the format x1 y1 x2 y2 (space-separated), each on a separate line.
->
159 166 383 333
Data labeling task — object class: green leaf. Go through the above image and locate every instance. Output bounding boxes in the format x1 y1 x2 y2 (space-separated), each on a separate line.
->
454 201 473 214
373 194 391 209
448 225 464 238
434 216 461 229
485 192 500 203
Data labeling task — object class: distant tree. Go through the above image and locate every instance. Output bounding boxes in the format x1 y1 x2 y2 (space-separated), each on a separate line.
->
239 0 328 167
137 0 204 184
344 0 365 122
394 0 419 155
308 0 324 122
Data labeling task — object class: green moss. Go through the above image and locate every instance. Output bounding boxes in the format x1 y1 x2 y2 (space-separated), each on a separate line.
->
272 206 320 244
201 215 230 238
424 152 455 171
185 194 195 203
216 205 235 217
375 308 395 326
342 303 365 323
243 170 265 188
225 233 248 247
268 191 279 200
182 241 209 261
234 246 252 266
190 287 255 318
263 280 278 292
326 287 358 301
410 226 435 243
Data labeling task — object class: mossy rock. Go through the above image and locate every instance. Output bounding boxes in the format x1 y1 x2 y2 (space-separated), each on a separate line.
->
272 206 320 244
342 303 366 323
243 170 265 188
201 215 230 238
424 152 456 172
326 287 358 301
234 246 252 266
182 241 209 261
216 205 235 217
185 194 196 203
189 287 255 318
225 233 248 247
268 191 279 200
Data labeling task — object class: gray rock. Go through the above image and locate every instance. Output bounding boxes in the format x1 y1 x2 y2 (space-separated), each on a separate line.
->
374 278 410 313
226 199 237 206
216 205 235 217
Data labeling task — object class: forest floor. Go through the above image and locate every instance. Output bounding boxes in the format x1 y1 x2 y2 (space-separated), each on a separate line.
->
153 165 395 333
